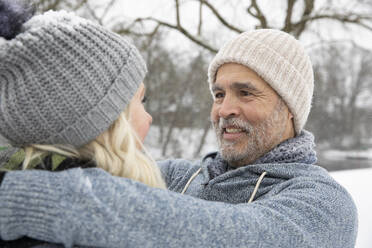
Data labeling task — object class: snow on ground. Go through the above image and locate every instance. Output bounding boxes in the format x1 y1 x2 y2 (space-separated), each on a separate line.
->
330 168 372 248
324 149 372 160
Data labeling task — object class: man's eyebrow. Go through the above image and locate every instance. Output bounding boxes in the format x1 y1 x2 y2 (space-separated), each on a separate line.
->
211 84 223 92
231 82 259 92
212 82 260 92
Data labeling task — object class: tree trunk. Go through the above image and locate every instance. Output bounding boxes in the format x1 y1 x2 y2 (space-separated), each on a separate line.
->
193 120 211 158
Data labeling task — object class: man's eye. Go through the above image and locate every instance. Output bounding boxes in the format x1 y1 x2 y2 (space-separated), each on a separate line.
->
240 91 251 96
142 96 148 103
214 92 224 98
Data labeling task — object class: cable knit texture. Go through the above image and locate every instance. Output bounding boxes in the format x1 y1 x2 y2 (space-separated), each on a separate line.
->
208 29 314 134
0 10 147 147
0 131 357 247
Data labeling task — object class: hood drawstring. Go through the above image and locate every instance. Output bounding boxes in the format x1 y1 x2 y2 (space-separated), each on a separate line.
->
248 171 267 203
181 167 202 194
181 168 267 204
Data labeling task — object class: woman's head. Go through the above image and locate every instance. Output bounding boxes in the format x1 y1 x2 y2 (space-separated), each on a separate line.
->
26 100 164 188
0 6 146 147
77 95 163 188
0 1 165 188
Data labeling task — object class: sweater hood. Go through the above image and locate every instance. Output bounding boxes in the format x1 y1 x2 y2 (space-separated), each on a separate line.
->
194 130 328 203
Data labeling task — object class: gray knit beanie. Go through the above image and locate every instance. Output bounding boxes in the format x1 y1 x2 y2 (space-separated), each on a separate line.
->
0 9 147 147
208 29 314 134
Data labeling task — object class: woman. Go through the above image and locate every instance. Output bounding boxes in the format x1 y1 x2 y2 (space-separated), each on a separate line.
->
0 0 164 246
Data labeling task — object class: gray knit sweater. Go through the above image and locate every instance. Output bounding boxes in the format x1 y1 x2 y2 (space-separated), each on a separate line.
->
0 131 358 247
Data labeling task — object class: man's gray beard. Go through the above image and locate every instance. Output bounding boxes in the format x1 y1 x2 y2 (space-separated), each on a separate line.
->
212 101 286 167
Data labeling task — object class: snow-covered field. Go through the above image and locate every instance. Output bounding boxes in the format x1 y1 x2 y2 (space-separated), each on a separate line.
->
330 168 372 248
324 149 372 161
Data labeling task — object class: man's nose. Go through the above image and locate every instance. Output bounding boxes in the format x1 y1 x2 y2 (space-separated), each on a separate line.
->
218 95 240 119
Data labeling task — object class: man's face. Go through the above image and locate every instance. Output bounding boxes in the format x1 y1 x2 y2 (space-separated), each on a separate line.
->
211 63 294 167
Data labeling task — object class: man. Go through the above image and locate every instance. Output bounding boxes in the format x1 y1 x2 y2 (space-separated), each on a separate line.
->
0 29 357 247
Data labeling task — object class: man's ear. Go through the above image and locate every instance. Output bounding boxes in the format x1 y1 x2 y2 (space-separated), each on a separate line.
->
287 111 294 127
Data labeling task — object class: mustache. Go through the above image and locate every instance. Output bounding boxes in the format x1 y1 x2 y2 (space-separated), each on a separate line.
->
215 118 254 132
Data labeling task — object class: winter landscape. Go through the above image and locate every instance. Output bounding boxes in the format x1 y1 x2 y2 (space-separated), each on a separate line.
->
1 0 371 247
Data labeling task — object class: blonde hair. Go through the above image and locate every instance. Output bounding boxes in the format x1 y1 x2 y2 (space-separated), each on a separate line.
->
22 105 166 189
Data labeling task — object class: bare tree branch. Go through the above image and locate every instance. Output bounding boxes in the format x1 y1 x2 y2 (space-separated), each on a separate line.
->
291 0 315 37
283 0 296 32
110 0 372 56
200 0 243 33
247 0 268 28
293 13 372 33
115 23 160 38
198 0 203 35
175 0 181 27
101 0 117 21
74 0 88 11
118 17 218 53
356 21 372 32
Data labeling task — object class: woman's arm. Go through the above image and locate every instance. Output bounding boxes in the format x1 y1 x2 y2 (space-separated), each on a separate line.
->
0 167 357 248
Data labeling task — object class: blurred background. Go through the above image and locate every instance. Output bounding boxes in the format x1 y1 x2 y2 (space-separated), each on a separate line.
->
5 0 372 171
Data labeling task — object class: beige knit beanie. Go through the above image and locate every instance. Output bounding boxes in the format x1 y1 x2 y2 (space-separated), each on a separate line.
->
208 29 314 134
